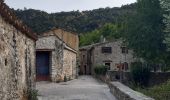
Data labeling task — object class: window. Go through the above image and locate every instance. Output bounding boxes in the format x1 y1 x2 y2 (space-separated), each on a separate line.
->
5 58 7 66
101 47 112 53
105 63 111 70
121 47 128 54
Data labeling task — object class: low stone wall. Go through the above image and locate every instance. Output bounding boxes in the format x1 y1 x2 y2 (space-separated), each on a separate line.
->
109 82 154 100
107 71 170 86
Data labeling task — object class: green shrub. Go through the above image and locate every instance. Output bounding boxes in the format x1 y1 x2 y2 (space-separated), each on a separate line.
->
28 89 38 100
64 75 67 82
136 80 170 100
162 64 170 72
130 62 151 87
94 65 107 75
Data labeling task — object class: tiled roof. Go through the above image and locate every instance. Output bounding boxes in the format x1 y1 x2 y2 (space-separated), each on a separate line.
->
79 39 122 50
0 1 37 40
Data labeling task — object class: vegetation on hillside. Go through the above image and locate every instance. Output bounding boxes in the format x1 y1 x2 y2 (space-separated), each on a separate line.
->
79 23 123 46
14 4 136 34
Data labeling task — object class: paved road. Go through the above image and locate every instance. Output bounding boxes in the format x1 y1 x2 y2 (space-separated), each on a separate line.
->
36 75 117 100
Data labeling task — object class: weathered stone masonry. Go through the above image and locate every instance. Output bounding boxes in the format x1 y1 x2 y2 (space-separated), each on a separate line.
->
0 1 37 100
79 40 136 75
36 34 77 82
63 47 77 79
36 35 63 82
91 41 135 71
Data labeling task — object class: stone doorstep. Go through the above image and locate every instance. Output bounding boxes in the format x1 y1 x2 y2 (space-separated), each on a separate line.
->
109 82 155 100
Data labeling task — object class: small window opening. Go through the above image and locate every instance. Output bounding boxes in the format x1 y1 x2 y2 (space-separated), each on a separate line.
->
5 58 7 66
105 63 111 70
121 47 128 54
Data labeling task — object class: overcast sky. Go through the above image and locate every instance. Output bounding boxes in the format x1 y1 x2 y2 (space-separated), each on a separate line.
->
5 0 136 13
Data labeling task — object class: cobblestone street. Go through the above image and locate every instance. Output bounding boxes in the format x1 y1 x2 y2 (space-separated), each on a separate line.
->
36 76 117 100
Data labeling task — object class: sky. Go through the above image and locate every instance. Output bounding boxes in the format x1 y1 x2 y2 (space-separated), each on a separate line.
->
5 0 136 13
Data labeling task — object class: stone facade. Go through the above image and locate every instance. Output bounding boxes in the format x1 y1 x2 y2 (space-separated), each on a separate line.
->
0 2 37 100
79 49 90 75
63 47 77 79
43 28 79 51
92 41 135 71
36 32 78 82
79 40 136 75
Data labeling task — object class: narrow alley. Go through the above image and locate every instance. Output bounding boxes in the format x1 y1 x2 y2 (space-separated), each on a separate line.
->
37 76 117 100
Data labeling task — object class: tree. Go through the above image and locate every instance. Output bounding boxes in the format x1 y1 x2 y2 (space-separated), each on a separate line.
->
124 0 166 63
79 23 123 46
100 23 122 40
79 30 101 46
14 4 136 34
160 0 170 51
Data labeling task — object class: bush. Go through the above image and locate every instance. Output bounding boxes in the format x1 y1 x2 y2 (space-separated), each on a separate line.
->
28 89 38 100
136 80 170 100
64 75 67 82
162 64 170 72
94 65 108 75
130 62 151 87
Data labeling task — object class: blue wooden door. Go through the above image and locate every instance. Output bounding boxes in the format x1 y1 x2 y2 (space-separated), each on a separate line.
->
36 51 50 81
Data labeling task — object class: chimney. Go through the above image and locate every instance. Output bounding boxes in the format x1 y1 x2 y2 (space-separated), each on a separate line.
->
100 35 106 43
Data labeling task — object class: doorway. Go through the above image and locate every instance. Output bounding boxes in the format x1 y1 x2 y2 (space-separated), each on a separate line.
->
36 51 51 81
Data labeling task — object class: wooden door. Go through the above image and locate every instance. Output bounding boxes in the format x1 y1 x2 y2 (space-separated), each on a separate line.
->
36 51 50 81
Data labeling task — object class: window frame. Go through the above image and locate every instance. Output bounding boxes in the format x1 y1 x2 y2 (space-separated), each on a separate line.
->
101 47 112 53
121 46 128 54
105 62 111 70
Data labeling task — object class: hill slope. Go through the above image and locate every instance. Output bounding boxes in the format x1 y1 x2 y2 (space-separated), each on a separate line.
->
14 3 136 34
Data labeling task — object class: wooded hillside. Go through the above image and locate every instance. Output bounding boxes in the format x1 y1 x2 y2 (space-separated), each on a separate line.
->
14 3 136 34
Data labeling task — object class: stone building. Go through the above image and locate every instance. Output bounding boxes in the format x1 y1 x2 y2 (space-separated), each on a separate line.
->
0 1 37 100
79 46 93 75
36 28 78 82
79 40 136 75
44 28 79 51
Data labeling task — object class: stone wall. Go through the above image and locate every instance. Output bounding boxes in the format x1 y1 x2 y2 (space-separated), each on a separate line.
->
109 82 154 100
92 41 135 71
63 47 77 80
0 15 36 100
36 36 64 82
36 36 56 50
43 28 79 51
36 35 77 82
79 49 88 75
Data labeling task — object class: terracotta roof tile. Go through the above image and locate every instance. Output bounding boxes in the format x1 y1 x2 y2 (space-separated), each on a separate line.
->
0 1 37 40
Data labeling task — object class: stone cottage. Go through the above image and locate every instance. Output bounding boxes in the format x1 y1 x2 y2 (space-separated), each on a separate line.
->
79 40 135 75
36 28 78 82
0 1 37 100
46 28 79 51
